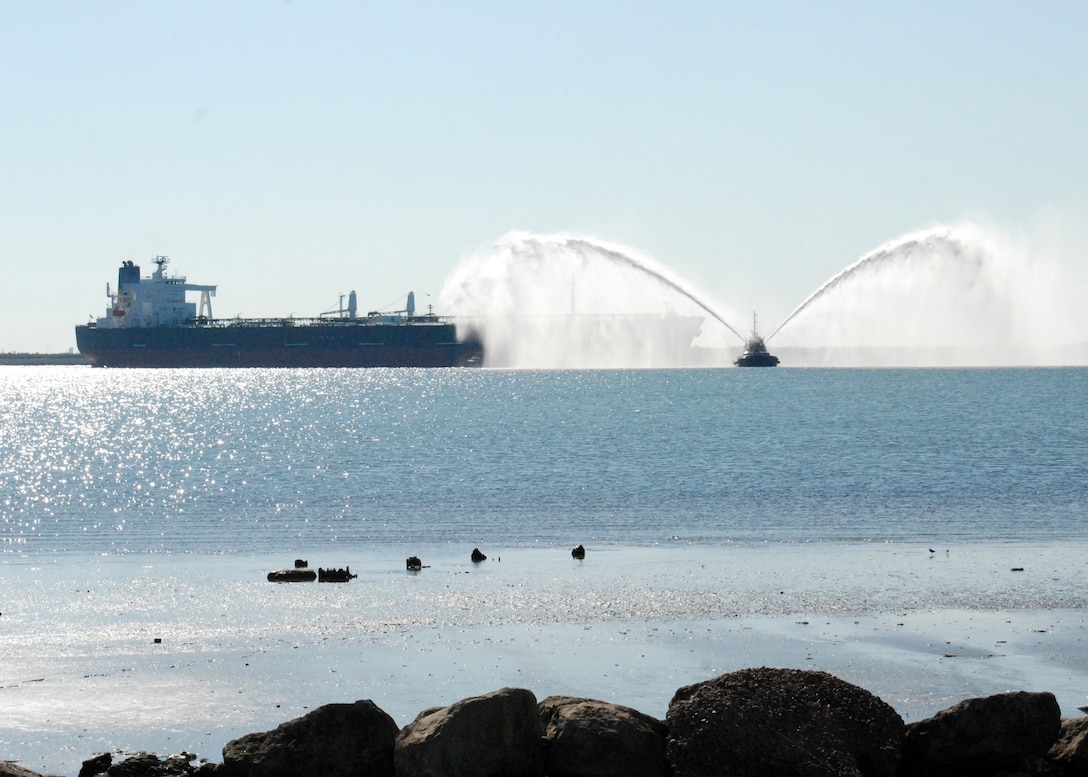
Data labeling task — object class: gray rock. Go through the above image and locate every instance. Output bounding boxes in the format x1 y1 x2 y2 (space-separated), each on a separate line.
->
901 690 1061 776
1050 716 1088 772
222 700 397 777
78 754 112 777
2 761 56 777
666 667 904 777
539 695 669 777
395 687 545 777
105 753 211 777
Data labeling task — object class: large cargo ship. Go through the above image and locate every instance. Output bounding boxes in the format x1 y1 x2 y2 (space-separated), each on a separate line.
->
75 257 483 368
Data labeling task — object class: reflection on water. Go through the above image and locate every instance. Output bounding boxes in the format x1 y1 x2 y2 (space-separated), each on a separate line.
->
2 367 1088 774
1 543 1086 775
3 367 1087 553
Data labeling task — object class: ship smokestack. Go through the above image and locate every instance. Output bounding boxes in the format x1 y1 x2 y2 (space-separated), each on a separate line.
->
407 291 415 317
118 261 140 290
348 290 357 319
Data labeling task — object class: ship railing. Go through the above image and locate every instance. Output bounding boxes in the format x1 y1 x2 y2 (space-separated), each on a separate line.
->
183 314 454 328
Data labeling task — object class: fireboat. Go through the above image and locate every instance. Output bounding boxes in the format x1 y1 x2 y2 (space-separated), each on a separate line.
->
734 314 780 367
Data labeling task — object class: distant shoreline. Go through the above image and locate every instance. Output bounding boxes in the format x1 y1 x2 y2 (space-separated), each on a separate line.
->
0 352 89 365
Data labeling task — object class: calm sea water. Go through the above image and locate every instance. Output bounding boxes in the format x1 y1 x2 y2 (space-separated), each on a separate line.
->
2 366 1086 553
2 366 1087 774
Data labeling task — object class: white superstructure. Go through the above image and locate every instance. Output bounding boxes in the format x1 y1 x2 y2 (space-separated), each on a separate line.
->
96 256 216 329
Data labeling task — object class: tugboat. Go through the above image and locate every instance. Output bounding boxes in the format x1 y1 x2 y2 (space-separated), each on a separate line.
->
734 314 780 367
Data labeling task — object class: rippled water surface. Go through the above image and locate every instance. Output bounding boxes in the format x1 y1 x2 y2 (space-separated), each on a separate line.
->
2 366 1087 774
3 366 1086 551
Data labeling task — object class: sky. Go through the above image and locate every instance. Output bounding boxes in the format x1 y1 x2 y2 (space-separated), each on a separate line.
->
2 1 1087 353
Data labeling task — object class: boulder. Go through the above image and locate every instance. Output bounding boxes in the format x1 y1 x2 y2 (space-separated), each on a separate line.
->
222 700 397 777
104 753 213 777
539 695 669 777
266 569 315 583
901 690 1061 776
79 754 113 777
1050 717 1088 772
395 687 545 777
666 667 904 777
471 548 487 562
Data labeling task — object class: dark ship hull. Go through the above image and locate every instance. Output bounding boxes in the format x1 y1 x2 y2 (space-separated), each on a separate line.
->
734 349 780 367
76 319 482 368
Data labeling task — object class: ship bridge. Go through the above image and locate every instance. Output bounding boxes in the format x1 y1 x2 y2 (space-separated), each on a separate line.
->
99 256 216 328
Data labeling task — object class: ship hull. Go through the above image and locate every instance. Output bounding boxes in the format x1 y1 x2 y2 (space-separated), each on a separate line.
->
75 321 483 368
735 351 779 367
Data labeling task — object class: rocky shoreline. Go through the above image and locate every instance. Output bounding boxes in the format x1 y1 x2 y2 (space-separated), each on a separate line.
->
4 668 1087 777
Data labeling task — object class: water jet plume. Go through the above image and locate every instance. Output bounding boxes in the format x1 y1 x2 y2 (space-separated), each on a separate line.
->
768 222 1086 367
439 232 745 369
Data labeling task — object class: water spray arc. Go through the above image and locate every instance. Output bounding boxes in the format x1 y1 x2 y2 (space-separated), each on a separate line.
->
766 227 981 342
559 237 747 343
439 232 750 369
443 223 1085 368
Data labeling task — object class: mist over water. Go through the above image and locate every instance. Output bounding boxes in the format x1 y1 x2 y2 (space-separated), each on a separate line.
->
440 224 1087 368
438 232 743 368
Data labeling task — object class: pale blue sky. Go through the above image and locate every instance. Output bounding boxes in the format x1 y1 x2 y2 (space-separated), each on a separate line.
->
3 1 1086 352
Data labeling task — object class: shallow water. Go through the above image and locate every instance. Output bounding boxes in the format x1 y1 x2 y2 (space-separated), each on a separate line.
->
2 367 1087 773
2 542 1087 774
